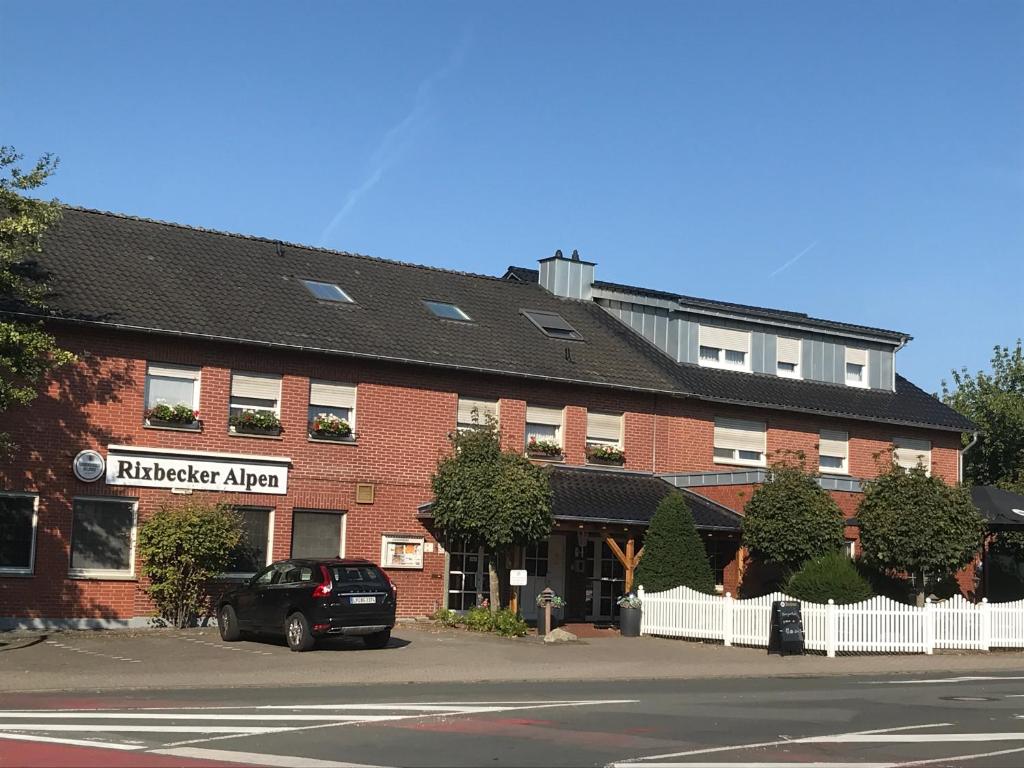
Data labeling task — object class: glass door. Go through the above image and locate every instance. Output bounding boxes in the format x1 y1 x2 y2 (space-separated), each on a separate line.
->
446 541 490 611
587 537 624 622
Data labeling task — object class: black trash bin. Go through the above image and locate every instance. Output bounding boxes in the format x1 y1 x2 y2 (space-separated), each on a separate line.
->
619 605 641 637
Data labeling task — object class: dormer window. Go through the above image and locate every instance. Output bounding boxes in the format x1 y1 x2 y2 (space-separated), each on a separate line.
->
777 337 801 379
845 347 868 388
698 325 750 371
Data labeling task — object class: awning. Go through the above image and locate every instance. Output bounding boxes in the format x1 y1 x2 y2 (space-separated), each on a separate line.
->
971 485 1024 527
417 465 742 532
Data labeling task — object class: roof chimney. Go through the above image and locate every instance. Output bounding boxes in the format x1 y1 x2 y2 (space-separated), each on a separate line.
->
537 248 595 300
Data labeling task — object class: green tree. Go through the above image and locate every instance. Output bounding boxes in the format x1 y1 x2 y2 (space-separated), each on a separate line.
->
786 552 874 605
1 146 75 456
858 464 984 605
942 340 1024 494
635 492 714 594
137 501 242 628
742 461 845 575
431 416 552 612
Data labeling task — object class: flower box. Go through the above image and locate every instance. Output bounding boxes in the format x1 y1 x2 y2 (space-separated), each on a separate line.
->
309 414 353 442
229 409 282 436
586 445 625 466
309 430 355 443
526 439 563 461
147 417 202 431
146 404 200 430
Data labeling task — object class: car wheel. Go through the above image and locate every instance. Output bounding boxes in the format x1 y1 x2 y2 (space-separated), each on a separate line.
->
285 612 315 652
218 605 241 642
362 629 391 649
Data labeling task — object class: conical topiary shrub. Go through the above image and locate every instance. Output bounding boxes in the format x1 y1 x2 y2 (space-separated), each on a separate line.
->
635 492 715 594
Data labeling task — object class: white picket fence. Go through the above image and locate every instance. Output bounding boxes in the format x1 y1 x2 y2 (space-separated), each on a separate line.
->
638 585 1024 657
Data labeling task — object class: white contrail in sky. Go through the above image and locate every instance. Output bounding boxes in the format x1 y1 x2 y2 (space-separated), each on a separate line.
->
318 34 471 246
769 240 818 278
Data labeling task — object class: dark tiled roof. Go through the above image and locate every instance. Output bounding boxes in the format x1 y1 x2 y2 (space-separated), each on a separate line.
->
7 208 683 395
548 466 742 531
971 486 1024 527
503 266 538 283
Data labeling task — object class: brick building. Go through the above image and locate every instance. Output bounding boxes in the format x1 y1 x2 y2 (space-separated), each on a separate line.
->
0 208 974 628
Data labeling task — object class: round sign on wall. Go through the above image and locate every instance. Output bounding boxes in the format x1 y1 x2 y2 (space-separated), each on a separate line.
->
73 449 105 482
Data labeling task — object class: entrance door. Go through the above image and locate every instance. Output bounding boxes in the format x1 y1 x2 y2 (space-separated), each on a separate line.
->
520 536 565 622
587 537 625 622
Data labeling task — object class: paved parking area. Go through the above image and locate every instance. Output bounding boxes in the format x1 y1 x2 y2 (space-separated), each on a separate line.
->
6 624 1024 694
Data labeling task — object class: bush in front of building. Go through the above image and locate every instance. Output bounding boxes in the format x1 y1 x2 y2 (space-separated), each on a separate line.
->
858 463 984 606
635 492 715 594
786 552 874 605
437 606 528 637
137 501 242 628
742 460 845 576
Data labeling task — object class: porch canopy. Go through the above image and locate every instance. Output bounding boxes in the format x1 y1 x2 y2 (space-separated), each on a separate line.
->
971 485 1024 528
418 465 743 591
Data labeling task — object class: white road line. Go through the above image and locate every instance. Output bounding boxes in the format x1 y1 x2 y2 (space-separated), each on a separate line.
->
899 745 1024 765
0 712 408 721
0 732 143 750
151 746 389 768
872 676 1024 685
628 763 896 768
0 724 289 734
803 733 1024 743
613 722 952 763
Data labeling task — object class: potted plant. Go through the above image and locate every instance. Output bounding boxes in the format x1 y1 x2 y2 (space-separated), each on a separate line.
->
309 412 353 442
535 590 566 632
527 437 563 460
146 403 201 430
587 444 625 466
617 592 642 637
229 409 282 436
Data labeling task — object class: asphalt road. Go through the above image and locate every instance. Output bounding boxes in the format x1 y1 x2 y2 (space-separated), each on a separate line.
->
5 673 1024 767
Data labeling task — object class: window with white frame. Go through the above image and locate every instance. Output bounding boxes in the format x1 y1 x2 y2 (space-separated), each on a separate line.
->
698 325 751 370
457 397 498 431
713 417 767 467
229 372 282 419
145 363 200 413
291 510 345 559
776 337 801 378
308 380 356 438
447 540 490 611
845 347 868 387
819 429 849 474
225 507 273 576
525 405 563 451
69 498 137 578
893 437 932 475
0 493 38 575
586 412 623 448
381 535 424 569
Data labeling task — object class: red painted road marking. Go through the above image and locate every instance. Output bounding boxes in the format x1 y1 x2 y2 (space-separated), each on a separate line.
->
0 740 254 768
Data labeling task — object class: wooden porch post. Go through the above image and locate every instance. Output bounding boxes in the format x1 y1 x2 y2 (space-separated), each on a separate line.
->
606 534 645 594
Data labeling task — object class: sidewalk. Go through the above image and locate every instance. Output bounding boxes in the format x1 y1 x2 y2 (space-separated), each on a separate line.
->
3 623 1024 693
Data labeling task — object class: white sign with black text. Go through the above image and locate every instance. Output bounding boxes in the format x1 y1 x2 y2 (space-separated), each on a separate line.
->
105 445 290 495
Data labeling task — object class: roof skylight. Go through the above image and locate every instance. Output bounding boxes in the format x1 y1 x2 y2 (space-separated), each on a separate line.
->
425 300 472 321
302 279 353 303
521 309 583 340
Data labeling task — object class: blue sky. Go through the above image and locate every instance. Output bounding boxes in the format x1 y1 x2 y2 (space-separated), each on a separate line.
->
2 2 1021 391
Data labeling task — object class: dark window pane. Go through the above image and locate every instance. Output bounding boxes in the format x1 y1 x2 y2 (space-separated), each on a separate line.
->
0 497 35 569
70 499 134 572
291 511 343 559
331 565 387 587
227 508 270 573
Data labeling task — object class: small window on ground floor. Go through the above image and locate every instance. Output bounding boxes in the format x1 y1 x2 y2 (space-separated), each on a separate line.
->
446 541 490 611
525 540 548 577
0 493 38 574
69 498 137 578
225 507 273 576
703 538 738 591
291 510 345 559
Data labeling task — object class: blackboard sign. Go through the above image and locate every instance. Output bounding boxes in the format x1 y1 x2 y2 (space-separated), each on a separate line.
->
768 600 805 656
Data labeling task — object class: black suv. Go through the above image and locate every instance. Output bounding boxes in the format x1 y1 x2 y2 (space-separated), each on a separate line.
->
217 558 397 652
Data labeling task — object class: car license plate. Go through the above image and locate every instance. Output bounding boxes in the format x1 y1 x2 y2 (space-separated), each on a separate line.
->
350 596 376 605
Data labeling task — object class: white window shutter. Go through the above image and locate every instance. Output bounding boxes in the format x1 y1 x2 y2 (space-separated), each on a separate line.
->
231 372 282 401
310 381 356 409
713 417 766 453
819 429 849 459
148 363 200 380
458 398 498 424
526 405 563 426
777 338 800 365
586 412 622 442
894 437 931 470
699 325 751 353
846 347 867 366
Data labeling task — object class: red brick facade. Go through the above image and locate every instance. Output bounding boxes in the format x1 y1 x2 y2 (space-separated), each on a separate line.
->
0 325 964 623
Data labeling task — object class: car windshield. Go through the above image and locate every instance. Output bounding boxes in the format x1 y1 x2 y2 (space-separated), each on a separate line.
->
330 564 387 587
